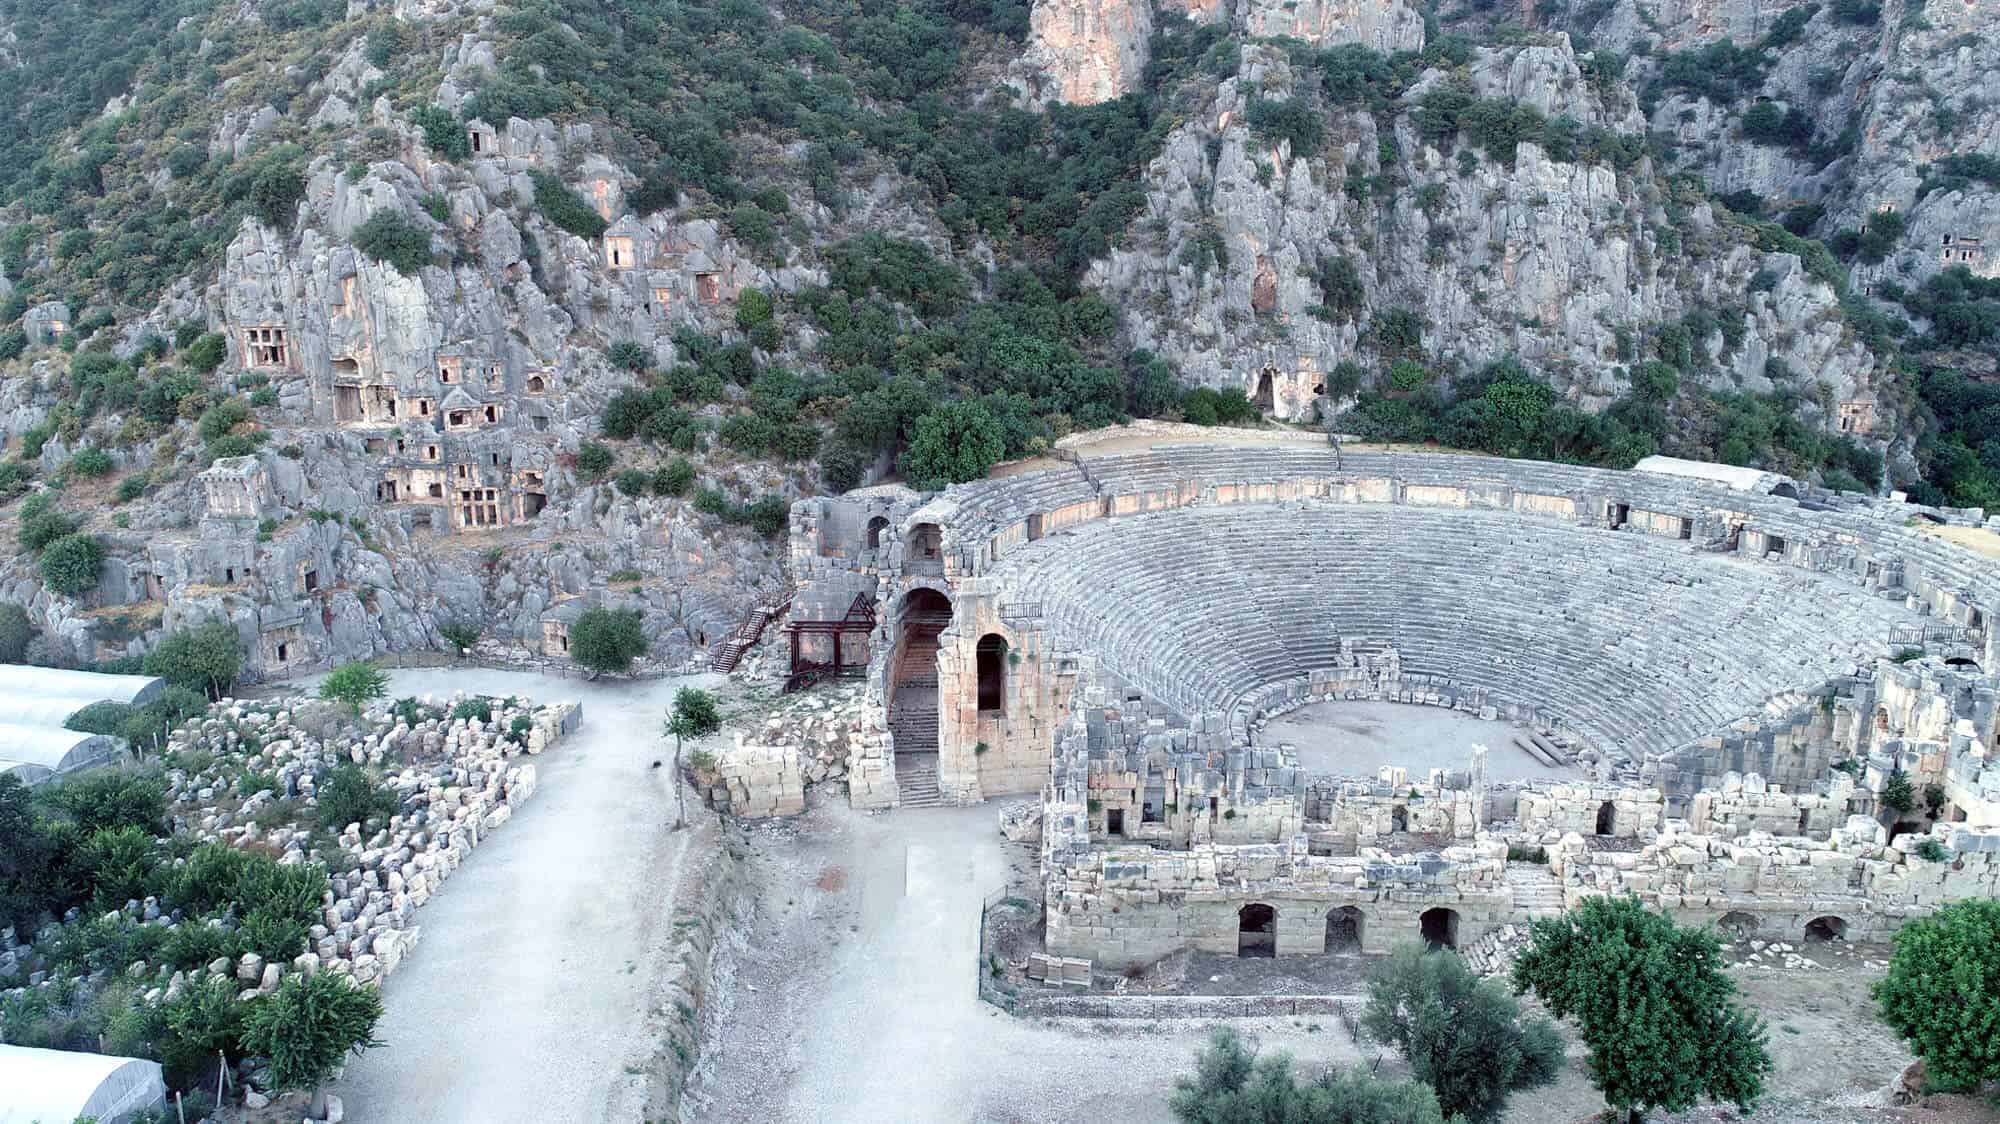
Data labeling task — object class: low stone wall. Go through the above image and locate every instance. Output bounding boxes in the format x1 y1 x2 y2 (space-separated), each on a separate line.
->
642 819 746 1120
1515 783 1663 839
702 685 888 818
1554 817 2000 940
998 991 1360 1019
1687 771 1853 839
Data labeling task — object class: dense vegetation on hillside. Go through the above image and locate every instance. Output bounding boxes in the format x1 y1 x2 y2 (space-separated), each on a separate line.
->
0 0 1994 510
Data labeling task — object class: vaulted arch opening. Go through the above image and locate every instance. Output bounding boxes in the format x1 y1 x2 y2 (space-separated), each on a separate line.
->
976 633 1008 712
1238 903 1277 958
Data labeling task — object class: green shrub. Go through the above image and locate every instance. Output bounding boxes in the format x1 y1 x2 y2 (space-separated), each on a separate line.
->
900 399 1005 490
40 769 167 835
352 210 435 275
316 763 401 830
64 700 133 735
653 458 695 496
576 441 614 479
529 171 608 239
182 332 227 374
439 622 481 653
451 697 493 723
143 619 243 698
568 608 647 675
67 448 113 477
77 825 158 907
114 474 149 503
240 971 384 1095
40 533 104 595
318 662 389 713
197 397 249 443
614 468 651 496
19 509 77 551
1875 899 2000 1090
607 340 650 371
409 104 470 160
1362 944 1563 1122
0 603 34 662
1245 96 1325 155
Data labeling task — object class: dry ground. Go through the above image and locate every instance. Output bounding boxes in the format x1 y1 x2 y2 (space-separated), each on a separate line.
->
689 795 1999 1124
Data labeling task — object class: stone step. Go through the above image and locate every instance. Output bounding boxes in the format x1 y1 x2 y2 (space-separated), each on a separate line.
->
895 753 943 808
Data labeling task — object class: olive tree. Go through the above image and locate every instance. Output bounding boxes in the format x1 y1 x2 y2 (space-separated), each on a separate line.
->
665 687 721 830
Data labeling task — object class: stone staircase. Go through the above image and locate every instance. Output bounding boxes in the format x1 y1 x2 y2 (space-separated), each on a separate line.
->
1506 863 1566 917
894 751 943 808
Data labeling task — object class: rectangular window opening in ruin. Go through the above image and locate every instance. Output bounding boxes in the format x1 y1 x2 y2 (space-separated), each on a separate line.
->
1209 796 1219 822
1026 513 1044 541
1766 534 1788 558
1141 791 1164 823
439 357 460 383
484 405 499 423
696 273 720 303
490 453 501 467
378 480 398 502
449 410 471 427
303 569 319 593
1608 503 1629 530
521 491 547 519
1677 517 1692 540
225 568 235 583
1106 809 1124 837
531 415 549 432
245 326 289 368
335 386 363 423
470 130 484 153
276 642 289 663
425 445 439 461
428 483 443 498
364 437 386 455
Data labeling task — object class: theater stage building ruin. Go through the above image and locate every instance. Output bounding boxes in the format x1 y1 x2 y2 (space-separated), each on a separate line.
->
721 430 1999 967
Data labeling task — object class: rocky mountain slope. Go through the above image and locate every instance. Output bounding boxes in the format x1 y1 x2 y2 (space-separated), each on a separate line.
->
0 0 1990 679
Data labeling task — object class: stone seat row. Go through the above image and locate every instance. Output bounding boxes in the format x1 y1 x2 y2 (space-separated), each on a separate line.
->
1001 501 1933 766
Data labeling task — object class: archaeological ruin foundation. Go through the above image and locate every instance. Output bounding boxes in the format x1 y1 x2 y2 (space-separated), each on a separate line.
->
716 428 2000 971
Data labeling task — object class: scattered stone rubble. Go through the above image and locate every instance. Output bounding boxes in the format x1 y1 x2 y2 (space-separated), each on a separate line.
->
0 690 580 1105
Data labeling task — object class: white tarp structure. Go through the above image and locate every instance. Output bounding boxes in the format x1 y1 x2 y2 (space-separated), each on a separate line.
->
1633 455 1800 496
0 665 162 785
0 1044 166 1124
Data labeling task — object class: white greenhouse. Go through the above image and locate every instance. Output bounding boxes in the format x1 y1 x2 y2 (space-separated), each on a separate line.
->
0 1044 167 1124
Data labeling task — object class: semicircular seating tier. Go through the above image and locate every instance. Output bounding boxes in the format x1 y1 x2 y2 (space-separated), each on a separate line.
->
979 469 1946 763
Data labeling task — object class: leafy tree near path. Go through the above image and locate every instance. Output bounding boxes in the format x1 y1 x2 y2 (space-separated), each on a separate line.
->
569 607 647 676
666 687 721 830
144 619 243 698
319 661 388 713
1512 895 1771 1124
1874 898 2000 1091
240 970 384 1116
1362 943 1563 1122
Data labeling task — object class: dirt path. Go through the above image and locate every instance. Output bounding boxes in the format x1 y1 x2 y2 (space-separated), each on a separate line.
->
322 666 726 1124
684 798 1362 1124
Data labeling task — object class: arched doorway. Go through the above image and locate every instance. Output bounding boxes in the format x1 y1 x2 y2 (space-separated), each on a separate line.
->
1238 903 1277 958
865 515 889 551
1769 482 1800 500
1325 907 1364 953
1420 907 1459 951
1595 801 1616 836
1804 916 1847 943
889 589 952 804
1717 911 1759 939
976 634 1007 712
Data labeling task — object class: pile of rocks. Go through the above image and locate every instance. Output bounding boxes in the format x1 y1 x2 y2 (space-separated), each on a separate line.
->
1459 923 1533 979
704 684 885 816
0 691 581 1059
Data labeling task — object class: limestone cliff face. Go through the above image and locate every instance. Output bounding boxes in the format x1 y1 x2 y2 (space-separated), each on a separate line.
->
1233 0 1425 52
1537 0 2000 298
1025 0 1426 106
1024 0 1154 105
1089 43 1876 419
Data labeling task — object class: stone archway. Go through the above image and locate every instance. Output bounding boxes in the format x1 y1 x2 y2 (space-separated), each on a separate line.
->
1420 907 1459 951
889 588 952 804
976 633 1007 712
1717 911 1759 939
1239 903 1277 958
1805 915 1848 943
1325 906 1364 953
1595 800 1616 836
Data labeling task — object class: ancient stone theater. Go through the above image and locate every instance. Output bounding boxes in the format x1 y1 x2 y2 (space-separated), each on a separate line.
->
725 426 1999 969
